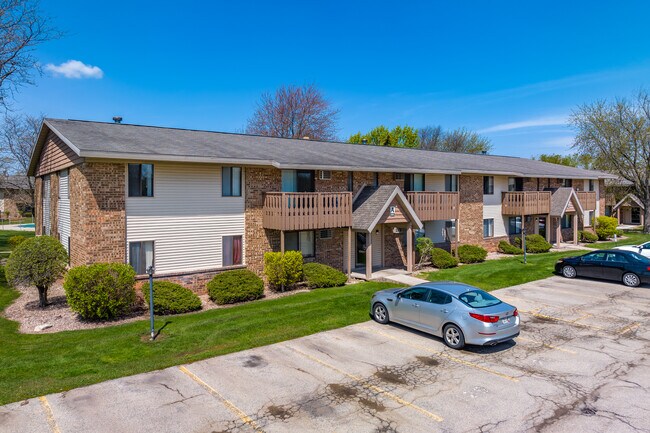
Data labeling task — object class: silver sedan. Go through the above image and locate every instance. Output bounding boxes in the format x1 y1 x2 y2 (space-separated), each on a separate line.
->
370 282 520 349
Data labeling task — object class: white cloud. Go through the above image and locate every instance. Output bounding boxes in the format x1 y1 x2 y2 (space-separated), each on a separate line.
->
542 136 575 147
45 60 104 79
478 115 567 133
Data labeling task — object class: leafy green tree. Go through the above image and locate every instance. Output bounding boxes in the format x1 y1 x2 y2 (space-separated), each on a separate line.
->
349 125 393 146
5 236 68 307
570 90 650 234
532 153 595 169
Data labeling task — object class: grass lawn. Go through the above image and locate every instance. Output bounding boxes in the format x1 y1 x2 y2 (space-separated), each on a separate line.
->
593 230 650 250
0 229 35 258
0 273 400 405
418 250 586 291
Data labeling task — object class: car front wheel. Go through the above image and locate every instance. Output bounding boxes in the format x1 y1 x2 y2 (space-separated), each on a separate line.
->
443 324 465 350
562 265 577 279
373 303 389 324
622 272 641 287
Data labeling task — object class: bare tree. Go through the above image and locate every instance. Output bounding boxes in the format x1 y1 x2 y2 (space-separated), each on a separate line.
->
0 112 42 202
418 125 492 154
0 0 59 107
246 84 339 141
570 90 650 233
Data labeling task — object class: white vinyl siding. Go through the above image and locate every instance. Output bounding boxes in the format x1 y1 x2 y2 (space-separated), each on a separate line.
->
583 179 601 220
58 170 70 252
126 163 245 274
42 175 51 236
483 176 508 237
372 227 383 267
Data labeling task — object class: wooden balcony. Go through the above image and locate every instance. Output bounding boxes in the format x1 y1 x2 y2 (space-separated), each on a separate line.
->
576 191 597 210
407 191 459 221
502 191 551 215
263 192 352 231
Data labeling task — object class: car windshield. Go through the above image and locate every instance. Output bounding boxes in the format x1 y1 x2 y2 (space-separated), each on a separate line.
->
458 290 501 308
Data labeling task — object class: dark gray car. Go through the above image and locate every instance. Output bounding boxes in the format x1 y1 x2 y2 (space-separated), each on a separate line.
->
370 282 519 349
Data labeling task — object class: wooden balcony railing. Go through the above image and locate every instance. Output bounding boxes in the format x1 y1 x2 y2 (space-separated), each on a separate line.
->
502 191 551 215
576 191 597 210
263 192 352 231
407 191 459 221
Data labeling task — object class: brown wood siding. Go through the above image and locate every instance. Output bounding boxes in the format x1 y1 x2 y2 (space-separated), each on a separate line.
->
35 131 83 176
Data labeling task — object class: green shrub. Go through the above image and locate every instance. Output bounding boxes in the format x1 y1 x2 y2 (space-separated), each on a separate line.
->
416 237 435 267
430 248 458 269
514 234 552 253
64 263 136 320
579 230 598 243
457 244 487 264
142 281 201 315
303 263 347 289
498 240 523 255
5 236 68 307
207 269 264 305
263 251 304 291
8 235 27 248
595 216 619 240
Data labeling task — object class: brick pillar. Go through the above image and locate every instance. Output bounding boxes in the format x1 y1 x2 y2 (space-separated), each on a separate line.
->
458 175 483 246
245 167 281 275
49 172 59 240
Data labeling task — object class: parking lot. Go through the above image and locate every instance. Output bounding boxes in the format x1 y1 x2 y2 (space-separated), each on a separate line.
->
2 276 649 433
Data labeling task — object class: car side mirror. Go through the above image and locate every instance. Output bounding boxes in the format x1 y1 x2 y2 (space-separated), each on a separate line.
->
396 292 403 298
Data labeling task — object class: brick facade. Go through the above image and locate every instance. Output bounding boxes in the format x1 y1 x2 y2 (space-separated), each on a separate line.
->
384 226 408 268
69 162 126 267
34 177 43 235
314 228 345 270
458 175 484 246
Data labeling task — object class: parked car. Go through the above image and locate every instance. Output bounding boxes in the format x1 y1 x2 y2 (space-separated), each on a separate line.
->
556 249 650 287
370 282 519 349
614 241 650 258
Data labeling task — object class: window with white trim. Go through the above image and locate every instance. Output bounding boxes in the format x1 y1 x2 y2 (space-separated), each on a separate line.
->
483 219 494 238
129 241 154 274
285 231 315 257
222 167 242 197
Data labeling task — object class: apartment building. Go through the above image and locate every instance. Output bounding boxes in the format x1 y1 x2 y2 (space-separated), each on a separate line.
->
28 119 613 288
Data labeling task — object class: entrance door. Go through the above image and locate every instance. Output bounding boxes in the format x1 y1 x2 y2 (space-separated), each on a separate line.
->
356 232 367 266
538 217 546 239
631 207 641 225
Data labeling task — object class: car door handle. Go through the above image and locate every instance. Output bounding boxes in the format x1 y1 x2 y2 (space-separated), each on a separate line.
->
413 304 419 308
440 309 449 313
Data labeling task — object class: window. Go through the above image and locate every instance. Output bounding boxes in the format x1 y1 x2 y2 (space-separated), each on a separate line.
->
129 241 154 274
128 164 154 197
561 214 572 229
347 172 354 192
588 179 595 191
583 252 606 262
285 231 315 257
319 229 333 240
223 235 242 266
483 176 494 195
586 210 594 227
222 167 242 197
282 170 315 192
319 170 332 180
400 287 429 301
508 216 522 235
561 178 573 188
508 177 523 192
605 205 612 217
405 173 424 191
605 252 628 263
445 174 458 192
445 220 456 240
459 290 501 308
428 289 452 305
373 172 379 187
393 173 405 181
483 218 494 238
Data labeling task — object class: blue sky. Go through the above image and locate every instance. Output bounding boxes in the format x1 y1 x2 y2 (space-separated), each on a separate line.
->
14 0 650 157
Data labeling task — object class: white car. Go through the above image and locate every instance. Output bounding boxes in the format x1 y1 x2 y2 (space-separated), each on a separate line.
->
614 241 650 258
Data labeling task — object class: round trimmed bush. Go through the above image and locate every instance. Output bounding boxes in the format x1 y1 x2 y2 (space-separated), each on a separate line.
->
8 235 27 248
579 230 598 243
64 263 136 320
498 240 523 255
457 245 487 264
303 263 347 289
207 269 264 305
142 281 202 315
430 248 458 269
514 234 552 253
595 216 618 240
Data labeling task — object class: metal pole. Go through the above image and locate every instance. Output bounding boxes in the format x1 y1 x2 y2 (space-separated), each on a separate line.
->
147 265 155 340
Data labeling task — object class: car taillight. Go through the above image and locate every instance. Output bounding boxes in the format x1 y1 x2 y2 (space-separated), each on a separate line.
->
513 308 518 317
469 313 499 323
647 266 650 271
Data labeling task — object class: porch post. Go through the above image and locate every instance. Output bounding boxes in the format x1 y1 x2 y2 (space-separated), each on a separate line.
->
406 223 413 273
617 208 621 223
556 217 561 247
347 227 352 278
546 214 551 242
573 213 578 245
280 230 285 253
366 230 373 280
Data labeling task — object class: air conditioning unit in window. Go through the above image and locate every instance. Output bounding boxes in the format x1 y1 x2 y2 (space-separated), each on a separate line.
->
319 229 333 239
394 173 405 180
319 170 332 180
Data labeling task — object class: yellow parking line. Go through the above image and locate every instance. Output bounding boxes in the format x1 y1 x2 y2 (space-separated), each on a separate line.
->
519 310 609 331
516 336 577 355
178 366 264 433
288 345 444 422
38 396 61 433
368 327 519 382
617 323 640 335
571 313 593 323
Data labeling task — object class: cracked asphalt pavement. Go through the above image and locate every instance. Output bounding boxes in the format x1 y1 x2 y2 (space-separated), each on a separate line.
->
1 276 649 432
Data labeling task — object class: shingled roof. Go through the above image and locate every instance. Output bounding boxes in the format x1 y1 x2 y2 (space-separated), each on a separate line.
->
550 187 584 217
352 185 422 231
29 119 616 179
